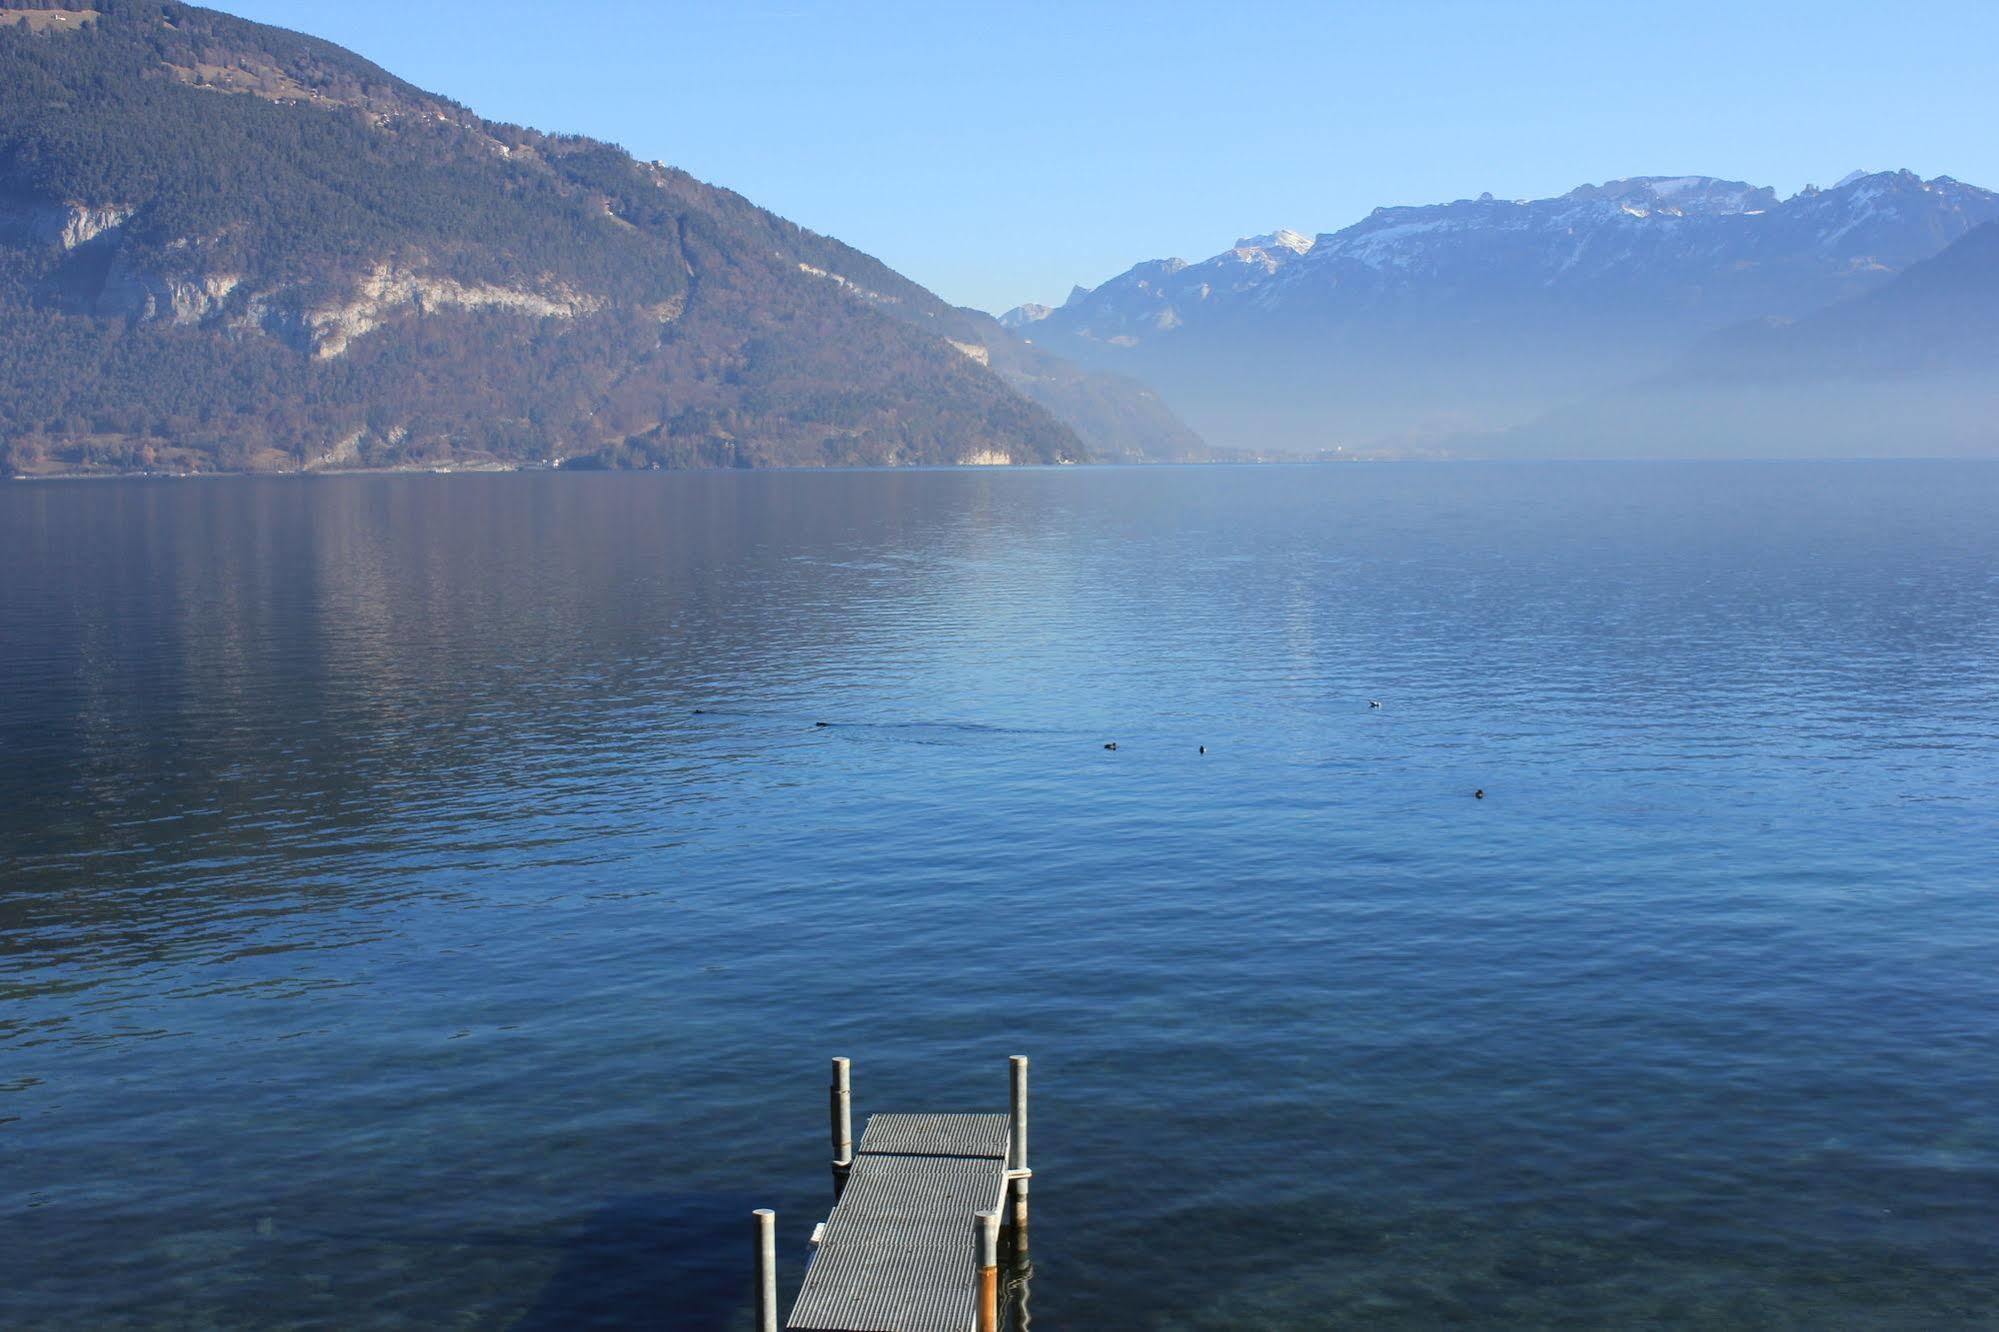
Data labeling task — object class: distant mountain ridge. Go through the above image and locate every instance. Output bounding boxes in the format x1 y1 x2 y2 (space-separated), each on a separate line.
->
1007 172 1999 455
1503 220 1999 457
1678 220 1999 380
0 0 1201 475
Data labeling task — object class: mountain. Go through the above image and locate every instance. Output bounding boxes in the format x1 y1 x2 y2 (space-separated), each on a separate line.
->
1503 221 1999 457
0 1 1200 476
1679 220 1999 380
1006 172 1999 455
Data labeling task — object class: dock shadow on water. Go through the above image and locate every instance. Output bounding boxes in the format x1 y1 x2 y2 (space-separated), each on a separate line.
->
517 1192 756 1331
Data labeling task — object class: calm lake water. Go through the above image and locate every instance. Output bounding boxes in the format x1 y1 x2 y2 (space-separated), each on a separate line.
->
4 463 1998 1329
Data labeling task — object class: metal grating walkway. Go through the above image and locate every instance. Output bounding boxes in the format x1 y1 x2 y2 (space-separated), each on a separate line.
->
785 1114 1010 1332
854 1114 1010 1161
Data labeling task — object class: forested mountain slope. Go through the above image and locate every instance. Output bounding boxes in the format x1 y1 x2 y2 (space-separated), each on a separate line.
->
0 1 1199 474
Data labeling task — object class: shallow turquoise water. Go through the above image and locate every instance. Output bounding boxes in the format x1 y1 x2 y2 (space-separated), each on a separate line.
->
3 463 1997 1328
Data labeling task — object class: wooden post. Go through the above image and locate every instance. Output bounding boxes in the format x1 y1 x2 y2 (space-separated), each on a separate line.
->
1008 1054 1030 1245
829 1057 854 1198
976 1208 1001 1332
753 1208 778 1332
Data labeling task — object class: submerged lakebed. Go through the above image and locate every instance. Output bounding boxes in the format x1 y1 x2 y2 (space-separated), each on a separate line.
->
4 462 1998 1327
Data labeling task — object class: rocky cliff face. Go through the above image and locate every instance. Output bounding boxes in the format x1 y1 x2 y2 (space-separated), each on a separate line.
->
298 264 605 360
73 247 605 354
0 198 133 250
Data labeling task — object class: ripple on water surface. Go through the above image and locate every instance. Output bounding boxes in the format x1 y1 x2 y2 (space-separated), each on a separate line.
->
3 462 1998 1327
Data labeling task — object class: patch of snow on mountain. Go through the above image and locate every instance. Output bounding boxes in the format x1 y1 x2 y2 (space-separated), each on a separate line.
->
1322 217 1457 267
1651 178 1768 214
1233 228 1315 256
1565 176 1774 217
998 302 1052 329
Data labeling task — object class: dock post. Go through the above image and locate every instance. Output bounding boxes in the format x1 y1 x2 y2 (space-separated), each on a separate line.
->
753 1208 778 1332
829 1056 854 1198
976 1208 1001 1332
1008 1054 1030 1246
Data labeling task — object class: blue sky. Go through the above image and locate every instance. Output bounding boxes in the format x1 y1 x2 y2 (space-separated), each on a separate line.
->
216 1 1999 315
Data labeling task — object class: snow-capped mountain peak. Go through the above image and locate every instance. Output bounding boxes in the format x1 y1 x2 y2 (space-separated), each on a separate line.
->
1233 228 1316 256
1561 176 1780 217
997 302 1052 330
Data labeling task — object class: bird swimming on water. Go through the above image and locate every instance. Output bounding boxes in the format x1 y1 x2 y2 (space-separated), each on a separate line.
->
1474 789 1485 799
1103 742 1118 751
1369 700 1382 709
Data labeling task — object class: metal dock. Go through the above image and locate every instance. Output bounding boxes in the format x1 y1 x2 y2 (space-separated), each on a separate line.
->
754 1057 1033 1332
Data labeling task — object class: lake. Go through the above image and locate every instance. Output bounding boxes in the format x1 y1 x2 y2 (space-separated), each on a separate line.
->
4 462 1997 1328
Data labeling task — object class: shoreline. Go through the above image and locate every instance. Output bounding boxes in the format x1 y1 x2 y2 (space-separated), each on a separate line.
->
8 454 1993 481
